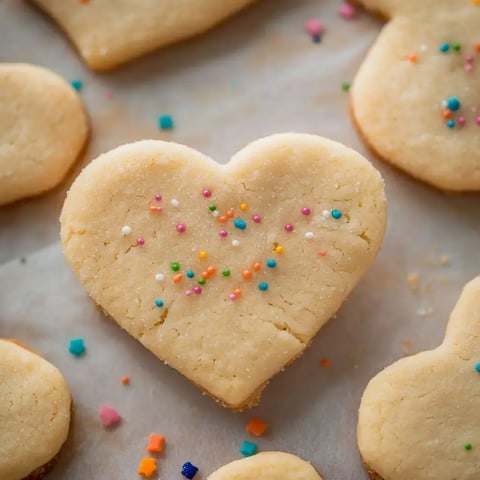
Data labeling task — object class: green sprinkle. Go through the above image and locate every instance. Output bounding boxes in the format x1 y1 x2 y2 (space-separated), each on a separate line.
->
465 443 473 451
19 257 26 264
342 81 351 92
452 43 461 52
198 278 206 285
171 262 180 272
209 204 217 211
222 269 231 277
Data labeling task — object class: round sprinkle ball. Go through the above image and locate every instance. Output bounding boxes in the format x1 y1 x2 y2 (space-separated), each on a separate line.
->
193 286 202 294
136 237 145 246
229 293 237 301
155 273 165 281
202 189 212 198
284 224 294 232
222 269 231 277
155 194 162 201
439 42 450 53
198 278 206 285
171 262 180 272
252 215 262 223
232 240 240 247
171 199 180 207
331 209 342 219
186 270 195 279
121 225 132 236
266 259 277 268
447 96 461 111
305 18 324 36
185 290 193 296
305 232 315 239
275 245 284 254
475 362 480 373
322 210 330 218
447 119 456 129
301 207 311 215
199 251 208 259
176 223 186 233
219 230 228 238
234 219 247 230
155 299 164 308
209 204 217 212
240 203 248 211
258 282 269 291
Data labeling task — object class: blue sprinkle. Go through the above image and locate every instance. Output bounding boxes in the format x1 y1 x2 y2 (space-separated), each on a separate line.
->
447 96 461 112
158 114 174 130
331 209 342 219
475 363 480 373
258 282 269 291
181 462 198 479
155 299 164 307
266 259 277 268
439 43 450 53
447 119 456 129
68 338 86 357
234 219 247 230
240 440 258 457
70 80 83 92
186 270 195 279
312 34 322 43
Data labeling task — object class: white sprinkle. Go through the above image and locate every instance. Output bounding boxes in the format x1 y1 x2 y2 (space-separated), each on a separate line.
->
99 47 108 55
171 199 180 207
121 225 132 235
212 210 219 217
232 240 240 247
155 273 165 281
419 44 428 52
305 232 314 239
322 210 330 218
441 99 448 108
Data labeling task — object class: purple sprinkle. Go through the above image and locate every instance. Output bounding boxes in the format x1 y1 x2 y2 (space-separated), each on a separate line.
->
193 286 202 294
202 189 212 198
155 194 162 201
284 224 294 232
176 224 186 233
252 215 262 223
136 237 145 246
219 230 228 237
301 207 311 216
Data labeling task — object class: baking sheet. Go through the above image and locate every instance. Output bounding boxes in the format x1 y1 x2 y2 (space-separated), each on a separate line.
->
1 1 480 479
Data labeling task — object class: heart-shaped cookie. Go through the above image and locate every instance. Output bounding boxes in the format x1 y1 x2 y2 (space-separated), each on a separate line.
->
0 339 71 480
358 276 480 480
0 63 88 206
30 0 256 71
207 452 322 480
351 0 480 191
60 133 386 409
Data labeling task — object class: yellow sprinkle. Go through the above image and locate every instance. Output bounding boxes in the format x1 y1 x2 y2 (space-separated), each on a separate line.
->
473 0 480 5
275 245 284 254
199 251 208 259
240 203 248 211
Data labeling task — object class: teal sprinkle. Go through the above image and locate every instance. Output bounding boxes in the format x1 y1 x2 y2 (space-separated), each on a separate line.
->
258 282 269 291
266 259 277 268
331 209 342 219
234 219 247 230
155 299 164 307
69 338 86 356
158 114 174 130
240 440 258 457
70 80 83 92
186 270 195 279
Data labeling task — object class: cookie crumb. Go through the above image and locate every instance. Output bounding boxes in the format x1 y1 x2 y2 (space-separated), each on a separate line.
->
181 461 199 479
138 457 157 478
440 255 450 266
99 405 122 428
246 418 268 437
147 433 165 453
240 440 258 457
407 272 420 290
416 307 433 317
402 338 415 356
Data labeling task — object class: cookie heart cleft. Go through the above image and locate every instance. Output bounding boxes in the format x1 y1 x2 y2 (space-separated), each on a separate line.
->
60 133 386 410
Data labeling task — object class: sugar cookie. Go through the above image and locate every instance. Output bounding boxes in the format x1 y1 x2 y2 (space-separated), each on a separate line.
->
208 452 322 480
0 63 88 206
31 0 256 71
358 276 480 480
351 1 480 191
60 133 386 410
0 339 72 480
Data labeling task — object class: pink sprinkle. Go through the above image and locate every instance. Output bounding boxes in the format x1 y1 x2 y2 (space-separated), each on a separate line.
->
193 286 202 294
136 237 145 246
339 2 357 19
185 290 193 296
219 230 228 237
319 250 327 257
99 405 121 428
176 223 186 233
301 207 311 215
284 224 294 232
150 206 163 212
202 189 212 198
252 215 262 223
466 56 474 63
155 194 162 201
476 116 480 125
458 117 466 125
104 90 113 99
465 64 473 72
229 293 237 301
305 19 324 36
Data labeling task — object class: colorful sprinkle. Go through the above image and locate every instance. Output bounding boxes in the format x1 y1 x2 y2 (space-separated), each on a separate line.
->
407 53 417 63
232 240 240 247
173 274 183 283
185 289 193 296
240 440 258 457
212 210 219 217
155 299 164 307
155 194 162 201
137 237 145 246
229 293 237 301
242 270 253 280
176 223 186 233
447 96 461 111
439 43 450 53
339 2 356 19
253 262 261 271
219 230 228 237
342 81 351 92
258 282 269 291
331 209 342 219
459 117 466 126
301 207 311 215
99 405 121 428
209 204 217 211
171 262 180 271
68 338 86 357
476 116 480 125
452 43 461 52
447 119 456 128
234 288 242 297
226 210 234 218
475 362 480 372
155 273 165 281
252 215 262 223
202 189 212 198
240 203 248 211
199 251 208 259
246 418 268 437
207 266 216 276
222 269 231 277
171 199 180 207
234 219 247 230
138 457 157 478
319 250 327 257
147 434 165 453
322 209 330 217
158 114 174 130
121 225 132 235
181 462 198 479
193 286 202 294
70 79 83 91
305 232 314 239
320 358 331 368
284 224 294 232
121 376 129 385
266 259 277 268
465 443 473 451
275 245 284 254
149 205 163 212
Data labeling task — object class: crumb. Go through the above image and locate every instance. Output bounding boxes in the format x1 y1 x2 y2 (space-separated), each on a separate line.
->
407 272 420 290
416 307 433 317
402 338 416 356
440 255 450 266
436 275 450 286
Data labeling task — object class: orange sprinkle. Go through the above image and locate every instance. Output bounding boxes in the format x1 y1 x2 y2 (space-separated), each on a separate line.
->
219 216 227 223
275 245 284 254
80 0 90 3
121 376 129 385
226 210 234 218
201 271 209 279
253 262 261 271
147 433 165 453
320 358 330 368
319 250 327 257
442 109 453 119
199 251 208 260
138 457 157 478
234 289 242 297
240 203 248 211
246 417 269 437
207 266 216 276
476 44 480 52
242 270 252 280
173 274 183 283
407 53 417 63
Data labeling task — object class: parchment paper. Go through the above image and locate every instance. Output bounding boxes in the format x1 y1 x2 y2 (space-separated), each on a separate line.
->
1 1 480 479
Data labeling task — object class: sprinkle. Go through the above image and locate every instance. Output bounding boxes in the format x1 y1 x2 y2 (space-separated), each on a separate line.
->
322 209 330 217
240 440 258 457
212 210 220 218
176 223 186 233
197 278 206 285
253 262 261 271
209 204 217 211
171 262 180 271
158 114 174 130
447 119 456 128
138 457 157 478
447 96 461 111
242 270 253 279
99 405 121 427
121 225 132 235
331 209 342 219
475 362 480 372
149 205 163 212
439 43 450 53
339 2 356 19
193 286 202 294
202 189 212 198
70 79 83 91
266 259 277 268
305 19 324 36
147 434 165 453
246 418 268 437
155 273 165 281
121 376 129 385
155 299 164 307
207 266 216 276
452 43 461 52
319 250 327 257
137 237 145 246
155 194 162 201
301 207 311 215
442 109 453 119
312 34 321 43
226 210 234 218
459 117 466 126
104 89 113 99
407 53 417 63
171 199 180 207
219 230 228 237
201 271 209 279
219 215 227 223
68 338 86 356
305 232 314 239
284 224 294 232
185 290 193 296
465 64 473 72
229 293 237 301
234 219 247 230
240 203 248 211
258 282 269 291
465 443 473 451
252 215 262 223
185 270 194 279
342 81 351 92
199 251 208 259
222 269 231 277
275 245 284 254
234 288 242 297
477 44 480 52
476 116 480 125
466 55 474 63
320 358 330 368
181 461 198 479
232 240 240 247
173 274 183 283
